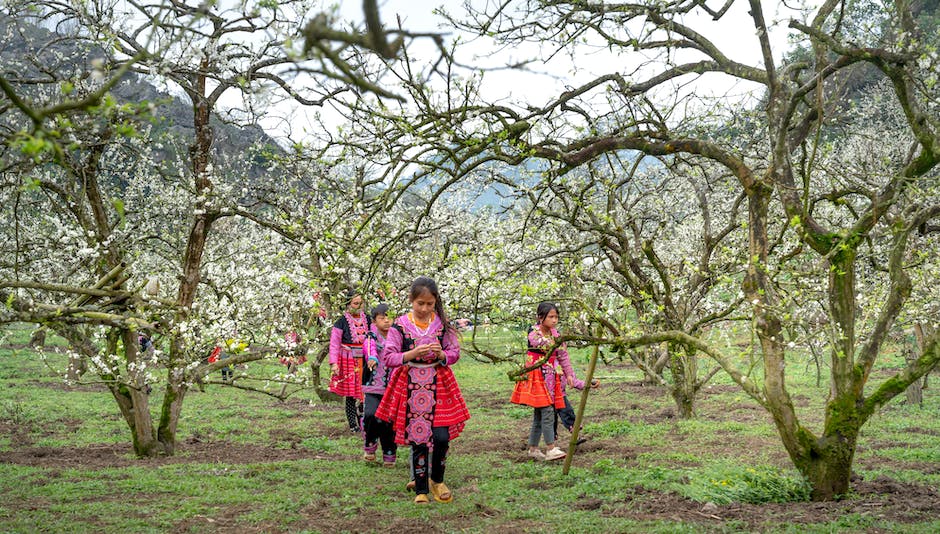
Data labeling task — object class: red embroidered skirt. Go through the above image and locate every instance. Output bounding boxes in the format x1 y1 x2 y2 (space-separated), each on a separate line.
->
329 345 363 399
510 351 565 409
376 364 470 445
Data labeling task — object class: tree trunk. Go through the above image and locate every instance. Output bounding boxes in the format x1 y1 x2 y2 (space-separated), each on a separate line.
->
791 393 862 500
905 323 936 405
279 361 297 398
51 324 160 454
745 183 833 497
670 386 695 419
904 376 924 406
150 71 215 456
798 444 855 500
668 342 697 419
311 344 341 402
123 330 160 455
904 330 922 405
101 329 165 457
156 381 186 456
66 353 87 382
28 328 46 348
109 383 164 457
57 326 98 381
647 344 669 383
781 251 861 499
156 337 190 456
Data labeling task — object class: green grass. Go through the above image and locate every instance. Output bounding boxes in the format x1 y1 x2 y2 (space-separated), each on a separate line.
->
1 323 939 532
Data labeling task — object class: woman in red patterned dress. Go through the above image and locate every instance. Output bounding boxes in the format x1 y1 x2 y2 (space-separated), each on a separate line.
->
329 289 371 432
376 277 470 504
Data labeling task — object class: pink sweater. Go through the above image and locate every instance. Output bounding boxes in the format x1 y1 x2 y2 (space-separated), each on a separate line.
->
528 326 585 390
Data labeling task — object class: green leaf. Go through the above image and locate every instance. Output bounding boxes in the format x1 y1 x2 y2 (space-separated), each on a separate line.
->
20 177 41 192
111 198 125 222
20 135 49 157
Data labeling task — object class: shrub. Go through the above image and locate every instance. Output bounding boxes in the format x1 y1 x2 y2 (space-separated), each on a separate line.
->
683 463 811 504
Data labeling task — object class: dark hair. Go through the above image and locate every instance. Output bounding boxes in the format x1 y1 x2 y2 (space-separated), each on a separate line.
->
536 301 559 323
343 287 361 307
409 276 452 332
370 303 390 319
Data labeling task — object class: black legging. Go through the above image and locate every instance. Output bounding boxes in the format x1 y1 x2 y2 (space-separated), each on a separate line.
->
344 396 362 432
554 395 576 436
363 393 397 457
411 426 450 495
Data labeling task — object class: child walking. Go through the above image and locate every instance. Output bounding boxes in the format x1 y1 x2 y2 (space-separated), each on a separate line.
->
361 303 398 466
376 277 470 504
329 289 370 433
511 302 595 461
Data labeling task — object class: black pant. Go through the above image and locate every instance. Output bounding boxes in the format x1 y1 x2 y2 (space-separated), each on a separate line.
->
554 395 576 436
363 393 397 457
345 396 362 431
411 427 450 495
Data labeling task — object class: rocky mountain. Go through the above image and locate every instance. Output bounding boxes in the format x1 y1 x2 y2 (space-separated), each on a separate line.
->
0 14 283 172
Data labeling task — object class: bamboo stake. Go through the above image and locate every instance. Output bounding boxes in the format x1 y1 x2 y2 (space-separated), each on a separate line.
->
107 274 132 291
72 262 126 307
563 337 600 476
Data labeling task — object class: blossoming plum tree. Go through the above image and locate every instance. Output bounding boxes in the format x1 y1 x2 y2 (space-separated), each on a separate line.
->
429 0 940 500
0 0 444 456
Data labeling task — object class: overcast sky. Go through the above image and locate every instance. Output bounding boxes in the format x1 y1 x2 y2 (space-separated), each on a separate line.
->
267 0 800 142
354 0 795 99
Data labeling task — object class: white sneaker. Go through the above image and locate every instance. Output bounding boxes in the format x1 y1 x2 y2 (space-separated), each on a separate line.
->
527 449 546 460
545 447 566 461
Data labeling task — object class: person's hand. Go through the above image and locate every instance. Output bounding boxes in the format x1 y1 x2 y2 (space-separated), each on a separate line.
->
566 375 575 388
330 363 339 375
412 344 433 362
429 342 444 361
367 359 377 371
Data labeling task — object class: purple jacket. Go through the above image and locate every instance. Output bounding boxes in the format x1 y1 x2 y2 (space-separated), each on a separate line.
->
383 314 460 368
362 324 392 395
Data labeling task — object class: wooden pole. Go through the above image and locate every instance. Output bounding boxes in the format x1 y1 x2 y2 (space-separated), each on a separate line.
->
563 338 600 475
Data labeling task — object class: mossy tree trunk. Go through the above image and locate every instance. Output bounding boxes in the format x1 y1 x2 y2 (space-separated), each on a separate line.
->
905 324 936 406
762 162 940 499
793 411 859 500
668 342 698 419
155 66 217 456
111 329 164 456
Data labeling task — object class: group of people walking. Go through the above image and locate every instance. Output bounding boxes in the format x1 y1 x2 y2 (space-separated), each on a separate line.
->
327 276 595 504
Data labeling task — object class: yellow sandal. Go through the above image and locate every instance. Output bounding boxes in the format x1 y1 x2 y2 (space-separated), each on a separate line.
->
430 481 453 503
414 493 430 504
